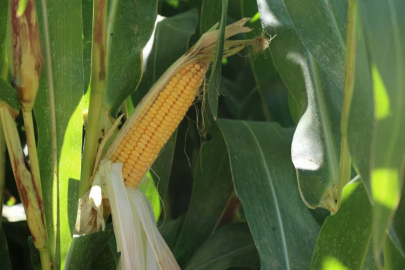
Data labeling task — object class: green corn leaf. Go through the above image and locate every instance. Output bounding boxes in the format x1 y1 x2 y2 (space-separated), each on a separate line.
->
257 0 342 211
64 230 113 270
310 179 373 270
0 229 12 270
185 223 260 270
35 0 84 268
217 120 320 269
104 0 157 117
282 0 348 88
356 0 405 259
173 106 234 266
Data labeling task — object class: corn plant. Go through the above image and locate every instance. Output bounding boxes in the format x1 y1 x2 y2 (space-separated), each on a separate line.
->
0 0 404 270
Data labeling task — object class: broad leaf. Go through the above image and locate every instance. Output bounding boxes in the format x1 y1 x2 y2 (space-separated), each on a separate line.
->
200 0 221 34
89 243 116 270
158 217 184 250
357 0 405 257
132 9 198 201
35 1 84 268
257 0 342 211
64 230 113 270
346 2 374 200
217 120 319 269
185 223 260 270
104 0 157 117
311 179 373 270
220 76 262 120
173 110 234 265
282 0 347 87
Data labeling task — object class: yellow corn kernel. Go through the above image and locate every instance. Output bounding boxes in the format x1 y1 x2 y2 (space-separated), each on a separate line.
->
109 61 207 188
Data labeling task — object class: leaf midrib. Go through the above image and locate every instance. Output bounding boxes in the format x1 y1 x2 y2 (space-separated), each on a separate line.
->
243 121 291 270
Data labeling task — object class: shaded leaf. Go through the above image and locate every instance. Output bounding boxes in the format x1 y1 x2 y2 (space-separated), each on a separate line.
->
241 1 277 121
158 216 184 250
283 0 347 87
64 230 113 270
104 0 157 117
173 110 234 265
217 120 319 269
311 179 373 270
257 0 342 211
185 223 260 270
200 0 221 34
27 236 41 270
0 229 12 270
220 76 262 120
89 241 116 270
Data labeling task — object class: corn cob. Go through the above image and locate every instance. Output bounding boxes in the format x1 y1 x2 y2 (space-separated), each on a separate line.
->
110 61 207 187
102 18 265 190
85 18 267 270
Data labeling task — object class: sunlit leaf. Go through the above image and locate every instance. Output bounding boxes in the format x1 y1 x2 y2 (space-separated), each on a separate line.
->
257 0 342 211
311 179 373 270
356 0 405 258
282 0 347 88
35 1 84 268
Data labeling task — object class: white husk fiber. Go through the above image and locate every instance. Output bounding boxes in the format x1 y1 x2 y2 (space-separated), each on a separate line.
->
91 160 180 270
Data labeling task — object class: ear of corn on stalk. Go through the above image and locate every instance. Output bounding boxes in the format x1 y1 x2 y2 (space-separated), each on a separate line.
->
85 18 263 270
103 18 255 187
